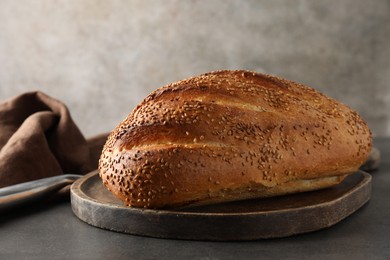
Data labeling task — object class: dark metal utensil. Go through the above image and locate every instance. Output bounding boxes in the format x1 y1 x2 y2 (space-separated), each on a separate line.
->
0 174 82 212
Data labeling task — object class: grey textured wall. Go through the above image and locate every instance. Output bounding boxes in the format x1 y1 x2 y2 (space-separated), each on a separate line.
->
0 0 389 137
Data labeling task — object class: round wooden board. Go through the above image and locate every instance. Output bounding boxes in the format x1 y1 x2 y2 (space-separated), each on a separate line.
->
71 171 371 241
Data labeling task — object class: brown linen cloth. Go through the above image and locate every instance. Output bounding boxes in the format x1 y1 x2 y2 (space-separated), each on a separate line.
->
0 91 108 189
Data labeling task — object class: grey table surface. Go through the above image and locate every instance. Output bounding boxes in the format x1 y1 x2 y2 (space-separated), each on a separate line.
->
1 138 389 260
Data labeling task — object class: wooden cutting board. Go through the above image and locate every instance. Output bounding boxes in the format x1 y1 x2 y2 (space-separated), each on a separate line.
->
70 170 371 241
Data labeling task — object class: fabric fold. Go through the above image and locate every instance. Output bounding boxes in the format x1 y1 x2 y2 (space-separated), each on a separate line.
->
0 91 108 188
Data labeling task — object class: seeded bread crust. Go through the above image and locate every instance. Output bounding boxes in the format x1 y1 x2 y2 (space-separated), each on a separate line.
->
98 70 372 209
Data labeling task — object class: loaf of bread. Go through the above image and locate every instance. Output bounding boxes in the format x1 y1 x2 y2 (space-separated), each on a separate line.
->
99 70 372 209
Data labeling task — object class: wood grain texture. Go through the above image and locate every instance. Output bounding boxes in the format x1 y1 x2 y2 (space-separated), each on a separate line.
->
71 170 371 241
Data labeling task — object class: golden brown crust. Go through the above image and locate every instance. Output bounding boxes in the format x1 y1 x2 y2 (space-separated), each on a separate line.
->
98 70 372 208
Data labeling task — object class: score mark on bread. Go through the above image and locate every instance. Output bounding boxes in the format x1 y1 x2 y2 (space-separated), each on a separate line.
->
98 70 372 209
